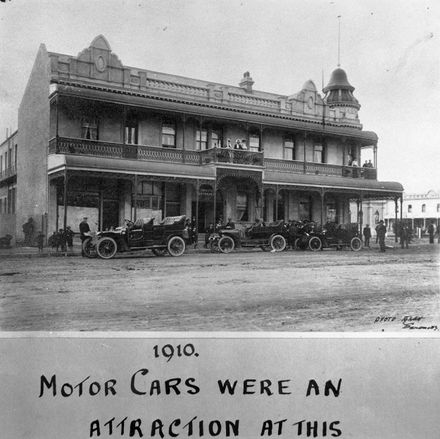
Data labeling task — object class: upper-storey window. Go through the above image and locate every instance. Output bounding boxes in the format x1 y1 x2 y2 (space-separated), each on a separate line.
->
162 122 176 148
249 132 260 152
313 144 324 163
125 121 138 145
196 129 208 150
211 130 222 148
408 205 412 213
437 203 440 213
421 204 426 213
82 119 98 140
283 138 295 160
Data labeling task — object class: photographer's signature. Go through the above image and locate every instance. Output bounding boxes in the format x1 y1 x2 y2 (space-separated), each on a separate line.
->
374 315 438 331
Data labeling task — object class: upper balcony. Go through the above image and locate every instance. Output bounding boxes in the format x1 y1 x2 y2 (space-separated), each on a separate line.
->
0 165 17 183
48 137 377 180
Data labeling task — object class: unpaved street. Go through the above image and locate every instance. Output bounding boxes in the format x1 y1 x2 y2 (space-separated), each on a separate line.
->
0 245 439 332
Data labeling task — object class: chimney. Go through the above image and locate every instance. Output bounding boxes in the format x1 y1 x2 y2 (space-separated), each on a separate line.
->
239 71 254 93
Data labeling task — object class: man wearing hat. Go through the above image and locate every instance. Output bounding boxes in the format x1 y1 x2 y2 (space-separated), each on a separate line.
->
376 220 387 252
79 217 90 256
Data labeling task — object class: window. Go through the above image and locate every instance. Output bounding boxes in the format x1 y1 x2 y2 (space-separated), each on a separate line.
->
249 133 260 152
14 145 17 168
408 205 412 213
82 119 98 140
437 204 440 213
196 129 208 150
136 181 163 210
283 139 295 160
421 204 426 213
7 186 15 214
236 192 248 221
125 121 138 145
211 130 222 148
313 144 324 163
299 200 311 221
162 122 176 148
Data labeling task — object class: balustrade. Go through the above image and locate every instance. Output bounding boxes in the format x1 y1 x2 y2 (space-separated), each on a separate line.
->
48 137 376 179
0 165 16 181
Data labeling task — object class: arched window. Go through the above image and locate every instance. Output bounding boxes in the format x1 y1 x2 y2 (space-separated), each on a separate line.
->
408 205 412 213
421 204 426 213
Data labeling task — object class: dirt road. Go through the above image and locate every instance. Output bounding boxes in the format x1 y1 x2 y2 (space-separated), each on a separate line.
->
0 244 439 332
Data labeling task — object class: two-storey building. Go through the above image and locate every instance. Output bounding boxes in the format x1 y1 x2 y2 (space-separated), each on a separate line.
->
0 130 17 237
15 35 403 238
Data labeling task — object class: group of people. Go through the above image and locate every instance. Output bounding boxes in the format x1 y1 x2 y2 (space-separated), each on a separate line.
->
363 221 416 252
219 138 248 150
48 226 74 252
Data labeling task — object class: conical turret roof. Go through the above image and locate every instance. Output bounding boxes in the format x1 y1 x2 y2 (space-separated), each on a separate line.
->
323 68 354 93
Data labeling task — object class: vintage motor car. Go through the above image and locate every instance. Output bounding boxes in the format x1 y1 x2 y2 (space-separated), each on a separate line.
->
211 220 288 253
83 215 190 259
304 222 363 252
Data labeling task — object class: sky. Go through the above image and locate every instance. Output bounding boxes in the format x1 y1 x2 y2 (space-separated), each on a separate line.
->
0 0 439 193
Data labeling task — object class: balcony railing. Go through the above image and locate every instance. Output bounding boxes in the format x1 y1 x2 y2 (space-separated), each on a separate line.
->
48 137 377 179
199 148 264 166
265 158 377 180
49 137 263 167
0 165 16 181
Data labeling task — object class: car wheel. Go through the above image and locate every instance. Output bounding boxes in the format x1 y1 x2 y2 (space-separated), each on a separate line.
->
152 248 167 257
308 236 322 252
82 238 97 258
350 237 362 252
218 236 235 253
96 237 117 259
270 234 286 252
167 236 186 257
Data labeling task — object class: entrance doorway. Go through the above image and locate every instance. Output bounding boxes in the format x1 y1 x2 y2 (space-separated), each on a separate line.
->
103 200 119 230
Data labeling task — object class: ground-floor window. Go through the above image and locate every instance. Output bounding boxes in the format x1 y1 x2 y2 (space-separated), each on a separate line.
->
165 183 181 217
326 202 336 222
299 199 311 221
236 192 248 221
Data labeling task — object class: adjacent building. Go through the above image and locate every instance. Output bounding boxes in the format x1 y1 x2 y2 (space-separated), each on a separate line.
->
0 130 17 237
12 35 402 240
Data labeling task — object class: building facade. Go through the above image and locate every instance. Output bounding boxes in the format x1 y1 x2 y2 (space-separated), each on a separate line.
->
0 130 17 237
14 35 402 240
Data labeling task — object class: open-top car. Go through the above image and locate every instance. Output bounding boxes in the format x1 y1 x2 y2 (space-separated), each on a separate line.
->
305 222 362 252
83 215 190 259
212 220 288 253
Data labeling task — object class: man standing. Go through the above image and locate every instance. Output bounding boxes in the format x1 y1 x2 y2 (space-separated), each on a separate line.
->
79 217 90 256
377 220 387 252
427 221 436 244
363 224 371 248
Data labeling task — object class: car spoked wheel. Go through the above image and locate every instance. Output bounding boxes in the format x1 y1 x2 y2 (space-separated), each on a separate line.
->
308 236 322 252
167 236 186 257
152 248 167 257
82 238 97 258
350 237 362 252
270 234 286 252
96 237 117 259
218 236 235 253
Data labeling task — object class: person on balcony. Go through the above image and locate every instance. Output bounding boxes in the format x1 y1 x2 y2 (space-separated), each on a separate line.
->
241 139 248 150
226 138 232 149
362 160 369 168
234 139 242 149
367 160 374 168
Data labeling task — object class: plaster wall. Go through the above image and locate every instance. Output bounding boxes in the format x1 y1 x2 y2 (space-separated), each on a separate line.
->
16 45 51 240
